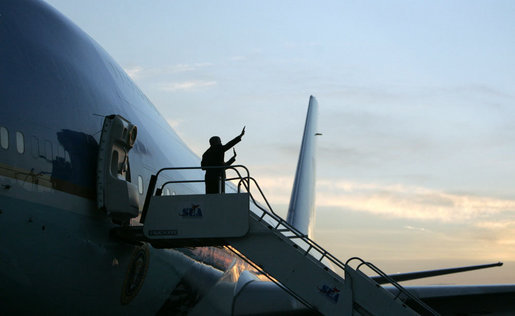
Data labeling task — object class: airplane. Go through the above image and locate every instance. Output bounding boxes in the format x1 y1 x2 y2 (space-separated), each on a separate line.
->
1 0 515 314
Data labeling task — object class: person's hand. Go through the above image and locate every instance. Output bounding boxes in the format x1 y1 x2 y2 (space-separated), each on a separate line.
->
240 126 245 137
232 148 237 158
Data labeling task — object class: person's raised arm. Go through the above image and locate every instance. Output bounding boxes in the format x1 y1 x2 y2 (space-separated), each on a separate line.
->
225 148 237 166
222 126 245 151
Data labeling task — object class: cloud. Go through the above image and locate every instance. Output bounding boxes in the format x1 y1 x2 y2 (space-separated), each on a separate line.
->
166 118 183 128
159 80 217 92
404 225 430 232
124 66 144 79
475 221 515 230
470 219 515 250
123 63 213 80
249 175 515 224
163 63 213 73
436 84 513 99
316 180 515 222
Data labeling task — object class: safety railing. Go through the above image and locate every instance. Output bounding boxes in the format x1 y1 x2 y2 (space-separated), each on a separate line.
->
139 165 250 223
346 258 440 316
139 165 438 315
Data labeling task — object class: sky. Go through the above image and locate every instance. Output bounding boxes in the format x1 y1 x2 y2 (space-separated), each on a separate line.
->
44 0 515 285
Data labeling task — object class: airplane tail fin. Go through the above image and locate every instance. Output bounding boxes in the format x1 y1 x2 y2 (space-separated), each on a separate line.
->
286 96 319 238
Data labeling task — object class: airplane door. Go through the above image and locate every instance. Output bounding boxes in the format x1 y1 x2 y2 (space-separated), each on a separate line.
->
96 115 139 224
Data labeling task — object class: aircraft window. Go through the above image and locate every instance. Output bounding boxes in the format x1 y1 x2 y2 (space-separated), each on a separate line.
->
16 131 24 154
0 127 8 150
138 176 143 195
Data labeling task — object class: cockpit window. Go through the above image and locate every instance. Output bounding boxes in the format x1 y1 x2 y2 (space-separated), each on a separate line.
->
138 175 144 195
16 131 24 154
0 127 8 150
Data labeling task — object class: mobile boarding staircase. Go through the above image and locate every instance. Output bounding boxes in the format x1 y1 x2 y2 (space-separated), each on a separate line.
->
131 165 439 316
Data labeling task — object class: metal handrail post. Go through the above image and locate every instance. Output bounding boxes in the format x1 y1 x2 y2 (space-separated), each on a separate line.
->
140 174 157 224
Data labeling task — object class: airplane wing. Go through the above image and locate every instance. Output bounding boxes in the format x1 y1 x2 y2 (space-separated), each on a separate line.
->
391 284 515 315
372 262 503 284
366 262 515 314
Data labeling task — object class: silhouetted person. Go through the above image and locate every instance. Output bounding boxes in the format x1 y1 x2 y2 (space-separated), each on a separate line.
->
201 127 245 194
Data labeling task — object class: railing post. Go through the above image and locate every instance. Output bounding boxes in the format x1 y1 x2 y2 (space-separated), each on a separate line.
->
140 174 157 224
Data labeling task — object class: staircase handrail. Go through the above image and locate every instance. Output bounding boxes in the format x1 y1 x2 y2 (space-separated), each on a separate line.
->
347 257 440 316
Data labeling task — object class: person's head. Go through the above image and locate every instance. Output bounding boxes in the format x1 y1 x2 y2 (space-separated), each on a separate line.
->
209 136 222 146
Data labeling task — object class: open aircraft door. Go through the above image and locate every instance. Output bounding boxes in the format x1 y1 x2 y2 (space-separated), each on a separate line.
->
97 115 139 224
